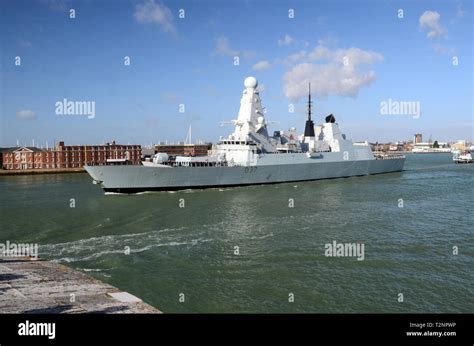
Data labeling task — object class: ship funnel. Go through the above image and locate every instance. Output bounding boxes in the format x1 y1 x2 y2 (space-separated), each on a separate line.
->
325 114 336 123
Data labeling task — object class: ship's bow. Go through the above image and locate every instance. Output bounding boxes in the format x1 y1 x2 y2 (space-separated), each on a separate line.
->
84 165 104 184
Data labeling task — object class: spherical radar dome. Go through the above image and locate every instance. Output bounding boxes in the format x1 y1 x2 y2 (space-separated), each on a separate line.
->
244 76 258 89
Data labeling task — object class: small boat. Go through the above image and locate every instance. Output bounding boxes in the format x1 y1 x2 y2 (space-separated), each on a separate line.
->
453 150 473 164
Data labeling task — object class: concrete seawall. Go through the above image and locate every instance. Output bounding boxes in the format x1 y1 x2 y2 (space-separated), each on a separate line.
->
0 168 86 176
0 257 160 313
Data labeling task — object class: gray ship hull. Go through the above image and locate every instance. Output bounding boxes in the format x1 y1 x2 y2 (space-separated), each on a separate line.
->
85 155 405 193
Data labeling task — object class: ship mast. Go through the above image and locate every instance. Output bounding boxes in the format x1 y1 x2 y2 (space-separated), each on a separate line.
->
304 82 315 138
308 82 312 121
185 125 192 144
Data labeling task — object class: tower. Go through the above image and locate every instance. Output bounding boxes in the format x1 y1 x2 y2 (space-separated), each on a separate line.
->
414 133 422 144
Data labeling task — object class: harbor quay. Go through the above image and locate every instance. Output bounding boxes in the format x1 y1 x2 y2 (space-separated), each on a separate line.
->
0 257 160 314
0 167 85 175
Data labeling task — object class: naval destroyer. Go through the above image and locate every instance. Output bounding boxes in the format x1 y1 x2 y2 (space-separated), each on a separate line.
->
85 77 405 193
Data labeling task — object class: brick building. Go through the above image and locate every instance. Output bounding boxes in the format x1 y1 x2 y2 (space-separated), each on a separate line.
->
1 147 48 170
414 133 422 144
1 141 141 170
54 141 141 168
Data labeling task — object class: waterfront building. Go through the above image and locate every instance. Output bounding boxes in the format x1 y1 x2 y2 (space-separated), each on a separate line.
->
414 133 423 144
450 140 469 151
0 147 47 170
55 141 141 168
0 141 141 170
412 141 450 153
413 141 448 150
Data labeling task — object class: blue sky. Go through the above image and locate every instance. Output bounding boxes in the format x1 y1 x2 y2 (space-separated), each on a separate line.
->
0 0 472 147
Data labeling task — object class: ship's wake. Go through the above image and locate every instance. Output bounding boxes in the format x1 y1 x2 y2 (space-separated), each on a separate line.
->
39 227 213 263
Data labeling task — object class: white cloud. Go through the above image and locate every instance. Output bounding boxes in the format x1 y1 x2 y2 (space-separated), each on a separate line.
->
16 110 36 120
275 50 307 65
214 36 239 56
134 0 176 34
214 36 256 59
278 34 294 46
282 45 383 101
308 46 383 66
317 36 338 46
252 60 271 71
308 45 332 60
284 63 377 100
419 11 447 39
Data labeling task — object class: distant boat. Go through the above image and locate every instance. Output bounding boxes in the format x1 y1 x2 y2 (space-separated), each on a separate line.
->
453 150 473 164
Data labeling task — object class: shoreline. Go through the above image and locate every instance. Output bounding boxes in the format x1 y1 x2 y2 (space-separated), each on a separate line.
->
0 168 86 176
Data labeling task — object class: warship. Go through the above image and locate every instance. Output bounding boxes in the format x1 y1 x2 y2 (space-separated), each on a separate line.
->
85 77 405 193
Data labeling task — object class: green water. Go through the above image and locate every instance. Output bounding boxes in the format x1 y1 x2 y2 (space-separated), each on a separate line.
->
1 154 472 313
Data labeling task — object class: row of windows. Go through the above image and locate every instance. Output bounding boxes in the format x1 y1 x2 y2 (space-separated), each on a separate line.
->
2 164 53 169
4 154 137 161
2 162 134 169
61 147 140 151
3 149 140 156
